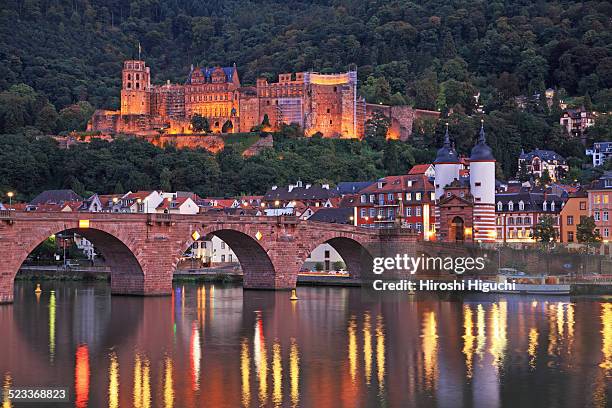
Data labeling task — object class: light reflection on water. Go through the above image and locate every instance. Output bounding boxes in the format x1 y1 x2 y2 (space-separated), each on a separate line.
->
0 281 610 407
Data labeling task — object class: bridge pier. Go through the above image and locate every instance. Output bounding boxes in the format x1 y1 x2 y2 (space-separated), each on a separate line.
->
0 275 13 304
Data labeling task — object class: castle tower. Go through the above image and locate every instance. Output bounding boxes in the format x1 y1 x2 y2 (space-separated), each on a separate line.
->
469 121 496 242
433 124 462 200
120 60 151 115
433 124 462 234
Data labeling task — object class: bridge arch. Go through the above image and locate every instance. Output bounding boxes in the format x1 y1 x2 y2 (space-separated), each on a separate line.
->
3 223 147 302
298 230 374 279
178 224 286 289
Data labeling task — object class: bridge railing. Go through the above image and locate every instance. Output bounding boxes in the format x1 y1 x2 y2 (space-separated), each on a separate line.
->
147 213 174 225
0 209 13 222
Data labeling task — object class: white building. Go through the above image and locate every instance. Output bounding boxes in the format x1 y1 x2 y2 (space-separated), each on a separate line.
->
586 142 612 167
189 236 238 265
121 191 164 213
156 196 199 214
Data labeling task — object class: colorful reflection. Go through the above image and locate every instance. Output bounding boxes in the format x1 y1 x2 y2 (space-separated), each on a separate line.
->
528 328 538 369
290 338 300 408
190 322 201 391
49 290 56 362
489 302 507 369
241 338 251 407
476 304 486 358
75 344 90 408
462 304 475 378
421 311 438 389
600 303 612 371
164 356 175 408
108 351 119 408
133 354 151 408
348 315 358 383
363 312 372 384
254 312 268 405
375 314 386 398
2 373 11 408
272 341 282 407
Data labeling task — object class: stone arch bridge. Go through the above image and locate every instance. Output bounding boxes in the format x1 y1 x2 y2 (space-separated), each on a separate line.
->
0 211 418 304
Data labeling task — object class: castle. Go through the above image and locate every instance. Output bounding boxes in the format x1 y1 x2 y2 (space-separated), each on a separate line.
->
89 59 366 138
88 59 440 140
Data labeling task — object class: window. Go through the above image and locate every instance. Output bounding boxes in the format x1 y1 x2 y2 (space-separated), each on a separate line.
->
221 255 225 262
551 202 555 211
516 217 522 225
416 223 422 232
524 217 531 224
406 207 412 216
508 217 514 225
568 231 574 242
325 250 330 258
415 207 421 216
605 211 609 221
388 193 394 201
595 195 601 204
446 192 451 198
416 192 422 201
543 201 547 211
360 208 366 218
518 201 524 211
406 193 412 201
497 202 502 211
605 228 610 238
475 182 481 187
370 194 375 203
605 195 609 204
221 242 226 249
378 209 384 217
229 254 233 262
388 208 394 218
595 211 601 221
580 201 586 210
508 201 514 211
567 215 574 225
360 195 366 203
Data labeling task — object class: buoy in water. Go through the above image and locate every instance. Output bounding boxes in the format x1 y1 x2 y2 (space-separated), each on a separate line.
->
290 289 299 301
34 284 42 294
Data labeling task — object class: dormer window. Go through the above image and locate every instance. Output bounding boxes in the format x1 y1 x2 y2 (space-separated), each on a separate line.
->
378 182 383 189
497 202 502 211
551 201 555 211
508 201 514 211
518 201 524 211
543 201 547 211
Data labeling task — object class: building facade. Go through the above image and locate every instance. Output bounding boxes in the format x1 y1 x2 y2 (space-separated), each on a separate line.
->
90 59 368 138
434 124 496 243
559 190 588 244
586 142 612 167
518 149 568 182
355 174 436 240
560 107 597 138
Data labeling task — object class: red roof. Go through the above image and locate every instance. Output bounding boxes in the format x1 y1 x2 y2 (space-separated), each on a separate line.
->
123 191 156 200
157 196 189 210
408 164 432 175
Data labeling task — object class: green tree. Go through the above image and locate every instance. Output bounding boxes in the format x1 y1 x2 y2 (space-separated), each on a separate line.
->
159 167 172 192
533 215 558 246
539 169 552 185
191 114 210 133
577 216 601 252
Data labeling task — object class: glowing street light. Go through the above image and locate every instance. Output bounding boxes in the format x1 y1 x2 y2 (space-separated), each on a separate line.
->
7 191 14 206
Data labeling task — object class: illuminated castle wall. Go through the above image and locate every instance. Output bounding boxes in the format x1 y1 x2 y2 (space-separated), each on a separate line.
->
89 59 366 139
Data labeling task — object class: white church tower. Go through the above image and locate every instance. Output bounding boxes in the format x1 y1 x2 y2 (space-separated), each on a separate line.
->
469 121 496 242
433 124 462 233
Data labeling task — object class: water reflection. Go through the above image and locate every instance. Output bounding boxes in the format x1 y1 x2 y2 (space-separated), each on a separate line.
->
2 373 11 408
108 351 119 408
0 282 610 407
75 344 89 408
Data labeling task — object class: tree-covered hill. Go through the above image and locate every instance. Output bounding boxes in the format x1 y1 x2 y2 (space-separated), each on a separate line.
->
0 0 610 111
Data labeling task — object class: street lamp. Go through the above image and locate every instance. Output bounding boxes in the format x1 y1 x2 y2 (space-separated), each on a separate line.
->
137 198 142 213
7 191 14 206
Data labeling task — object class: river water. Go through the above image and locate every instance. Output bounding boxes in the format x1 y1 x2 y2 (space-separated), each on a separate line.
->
0 281 610 407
